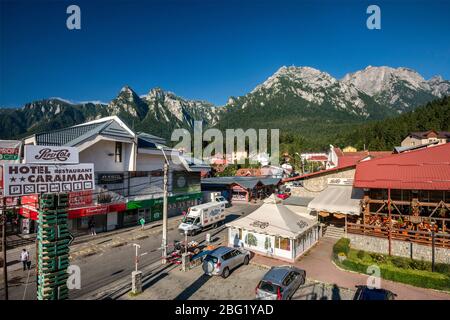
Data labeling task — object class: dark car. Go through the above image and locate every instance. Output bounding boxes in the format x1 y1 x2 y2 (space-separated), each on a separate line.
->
255 266 306 300
353 286 397 300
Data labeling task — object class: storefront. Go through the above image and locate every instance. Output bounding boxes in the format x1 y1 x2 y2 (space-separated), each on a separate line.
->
202 176 281 203
125 192 202 226
231 184 248 202
227 195 319 262
307 179 363 229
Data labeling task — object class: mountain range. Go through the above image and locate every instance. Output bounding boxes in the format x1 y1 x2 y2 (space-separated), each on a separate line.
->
1 65 449 141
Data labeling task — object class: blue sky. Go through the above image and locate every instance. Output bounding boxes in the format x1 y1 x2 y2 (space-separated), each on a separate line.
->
1 0 449 107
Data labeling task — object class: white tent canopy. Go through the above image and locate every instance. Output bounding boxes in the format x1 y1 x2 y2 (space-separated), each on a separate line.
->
227 194 318 239
307 185 363 215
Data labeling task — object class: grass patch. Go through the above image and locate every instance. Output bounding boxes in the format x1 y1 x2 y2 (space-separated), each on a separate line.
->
333 238 450 292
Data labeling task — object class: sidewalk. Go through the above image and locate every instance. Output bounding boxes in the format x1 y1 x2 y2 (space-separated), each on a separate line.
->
250 237 450 300
1 215 183 274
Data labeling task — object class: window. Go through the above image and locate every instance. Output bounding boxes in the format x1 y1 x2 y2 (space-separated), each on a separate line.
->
222 252 233 261
275 237 291 251
115 142 122 163
283 272 294 286
231 250 241 257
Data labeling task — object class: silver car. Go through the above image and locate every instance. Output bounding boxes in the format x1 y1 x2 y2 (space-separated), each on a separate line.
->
202 246 250 278
255 266 306 300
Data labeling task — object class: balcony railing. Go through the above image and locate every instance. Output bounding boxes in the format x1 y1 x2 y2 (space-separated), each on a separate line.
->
347 222 450 249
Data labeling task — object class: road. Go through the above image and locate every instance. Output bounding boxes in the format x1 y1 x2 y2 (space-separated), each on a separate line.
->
0 203 259 300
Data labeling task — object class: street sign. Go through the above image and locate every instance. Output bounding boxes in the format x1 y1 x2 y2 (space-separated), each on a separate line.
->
24 145 79 164
0 140 21 162
2 163 95 196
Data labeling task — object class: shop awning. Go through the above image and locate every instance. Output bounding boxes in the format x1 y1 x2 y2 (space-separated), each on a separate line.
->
307 185 363 215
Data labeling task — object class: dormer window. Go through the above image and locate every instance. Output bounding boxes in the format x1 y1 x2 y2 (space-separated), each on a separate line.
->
115 142 122 163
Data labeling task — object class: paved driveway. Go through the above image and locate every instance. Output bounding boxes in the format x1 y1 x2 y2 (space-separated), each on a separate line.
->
120 263 355 300
251 237 450 300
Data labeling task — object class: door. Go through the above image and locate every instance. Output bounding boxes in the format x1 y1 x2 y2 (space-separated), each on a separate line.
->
282 272 295 298
106 212 118 231
229 250 242 269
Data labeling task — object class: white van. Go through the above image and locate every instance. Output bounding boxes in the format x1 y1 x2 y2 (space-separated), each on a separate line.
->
178 201 226 235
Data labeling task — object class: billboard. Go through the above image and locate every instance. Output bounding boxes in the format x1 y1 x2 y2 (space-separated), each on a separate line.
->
172 171 200 193
24 145 79 164
2 163 95 196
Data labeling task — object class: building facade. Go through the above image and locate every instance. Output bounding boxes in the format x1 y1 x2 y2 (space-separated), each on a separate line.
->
12 116 208 235
401 130 450 147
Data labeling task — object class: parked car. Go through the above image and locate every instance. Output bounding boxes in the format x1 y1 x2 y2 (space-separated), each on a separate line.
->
353 286 397 300
255 266 306 300
276 191 290 200
202 246 250 278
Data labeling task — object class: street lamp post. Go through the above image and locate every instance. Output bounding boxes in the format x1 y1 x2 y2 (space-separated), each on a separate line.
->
157 146 169 265
1 197 8 300
294 152 303 174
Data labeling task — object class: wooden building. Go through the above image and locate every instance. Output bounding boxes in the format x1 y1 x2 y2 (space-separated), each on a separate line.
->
349 143 450 252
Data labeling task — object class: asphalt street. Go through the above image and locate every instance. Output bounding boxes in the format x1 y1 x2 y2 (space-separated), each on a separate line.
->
0 203 259 300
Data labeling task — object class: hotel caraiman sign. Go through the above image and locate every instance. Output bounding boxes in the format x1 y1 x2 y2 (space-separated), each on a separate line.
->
24 145 79 164
2 163 95 196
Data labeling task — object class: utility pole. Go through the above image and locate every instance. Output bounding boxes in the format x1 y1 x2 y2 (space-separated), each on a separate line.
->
131 243 146 295
157 146 169 265
388 188 392 256
1 197 8 300
431 223 435 272
134 244 140 272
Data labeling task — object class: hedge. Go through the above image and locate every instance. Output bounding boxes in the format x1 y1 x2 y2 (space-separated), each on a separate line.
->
333 239 450 292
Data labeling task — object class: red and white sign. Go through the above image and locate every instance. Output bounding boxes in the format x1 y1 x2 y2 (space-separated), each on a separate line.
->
19 202 127 221
24 145 79 164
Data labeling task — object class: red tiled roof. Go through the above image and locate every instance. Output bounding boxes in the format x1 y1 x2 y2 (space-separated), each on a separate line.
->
334 147 344 157
282 149 392 183
354 142 450 190
409 130 450 139
338 151 392 167
282 163 356 182
309 155 328 161
236 168 262 176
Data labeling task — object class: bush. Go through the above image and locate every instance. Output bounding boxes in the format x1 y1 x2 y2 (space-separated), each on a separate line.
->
334 248 450 292
391 257 411 269
369 253 387 264
356 250 365 260
333 238 350 256
434 263 450 274
339 256 450 291
409 259 430 271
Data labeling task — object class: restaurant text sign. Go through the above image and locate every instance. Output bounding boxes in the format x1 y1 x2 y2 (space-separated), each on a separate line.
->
2 163 95 196
327 178 354 186
24 145 79 164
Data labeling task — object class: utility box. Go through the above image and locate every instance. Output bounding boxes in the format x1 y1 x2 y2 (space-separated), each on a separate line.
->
131 271 143 294
206 233 211 243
